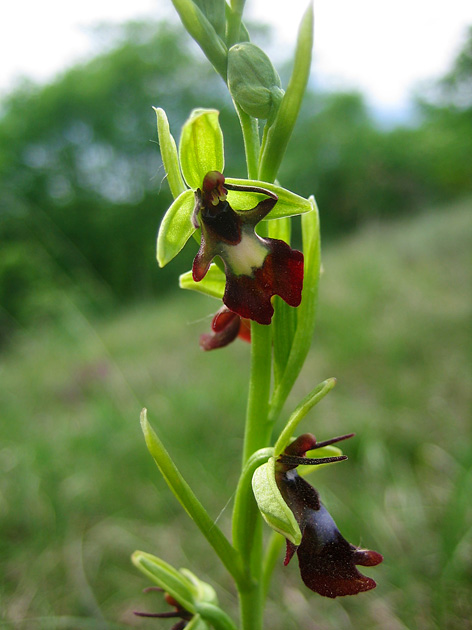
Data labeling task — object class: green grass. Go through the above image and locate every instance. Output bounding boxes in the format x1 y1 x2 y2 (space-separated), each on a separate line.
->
1 199 471 629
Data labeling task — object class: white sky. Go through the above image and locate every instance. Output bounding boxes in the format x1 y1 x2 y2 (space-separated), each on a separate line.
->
1 0 471 115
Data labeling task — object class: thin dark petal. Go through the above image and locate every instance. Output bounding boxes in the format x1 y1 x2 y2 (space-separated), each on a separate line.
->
134 611 182 618
311 433 355 450
278 454 347 468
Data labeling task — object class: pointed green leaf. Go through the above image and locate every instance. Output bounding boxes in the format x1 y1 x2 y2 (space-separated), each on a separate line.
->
157 189 195 267
225 178 311 218
252 458 301 545
273 378 336 457
258 3 313 182
140 410 245 585
131 551 197 613
269 196 321 423
179 263 225 299
179 109 225 190
154 107 186 199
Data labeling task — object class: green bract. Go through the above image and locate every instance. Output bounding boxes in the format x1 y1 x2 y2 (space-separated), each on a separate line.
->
179 108 225 190
252 457 302 545
131 551 200 613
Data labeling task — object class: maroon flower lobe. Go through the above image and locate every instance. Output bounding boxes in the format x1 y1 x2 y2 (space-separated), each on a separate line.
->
200 305 251 350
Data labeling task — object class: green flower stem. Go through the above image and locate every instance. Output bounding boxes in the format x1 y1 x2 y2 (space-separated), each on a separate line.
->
232 448 273 565
262 532 284 600
239 582 263 630
234 102 260 180
140 410 245 586
242 322 273 464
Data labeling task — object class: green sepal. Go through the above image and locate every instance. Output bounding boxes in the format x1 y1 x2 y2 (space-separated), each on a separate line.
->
157 189 195 267
273 378 336 457
179 109 225 190
179 263 225 299
154 107 186 199
258 3 313 182
131 551 197 613
225 178 311 218
171 0 228 79
252 457 302 545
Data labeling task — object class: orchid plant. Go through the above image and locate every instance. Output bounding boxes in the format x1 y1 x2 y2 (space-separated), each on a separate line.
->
131 2 382 628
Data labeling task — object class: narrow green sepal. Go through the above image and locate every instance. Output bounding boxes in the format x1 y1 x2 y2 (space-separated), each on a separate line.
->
157 189 195 267
225 178 311 218
154 107 186 199
179 263 225 298
252 457 302 545
273 378 337 457
131 551 197 613
179 109 225 190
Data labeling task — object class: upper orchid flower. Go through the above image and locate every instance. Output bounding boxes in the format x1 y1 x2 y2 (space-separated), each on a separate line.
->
155 109 313 316
192 171 304 325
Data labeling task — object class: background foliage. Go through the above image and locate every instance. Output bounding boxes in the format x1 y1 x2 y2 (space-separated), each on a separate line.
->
1 18 471 630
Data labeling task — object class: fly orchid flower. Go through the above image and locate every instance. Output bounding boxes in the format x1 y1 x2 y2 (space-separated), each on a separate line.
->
200 305 250 351
276 433 383 598
192 171 304 325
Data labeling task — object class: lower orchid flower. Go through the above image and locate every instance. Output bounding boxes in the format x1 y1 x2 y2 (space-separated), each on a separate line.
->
192 171 304 325
200 305 251 351
253 433 383 598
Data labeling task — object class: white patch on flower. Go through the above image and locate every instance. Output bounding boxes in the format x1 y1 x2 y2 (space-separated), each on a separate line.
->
222 232 268 276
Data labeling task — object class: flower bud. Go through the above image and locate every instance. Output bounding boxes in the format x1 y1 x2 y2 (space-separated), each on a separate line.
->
228 42 284 120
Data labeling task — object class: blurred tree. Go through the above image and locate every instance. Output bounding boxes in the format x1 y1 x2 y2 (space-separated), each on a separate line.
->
0 21 242 340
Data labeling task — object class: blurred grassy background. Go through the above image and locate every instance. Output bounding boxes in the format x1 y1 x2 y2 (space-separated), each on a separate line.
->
1 16 472 630
1 197 471 629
